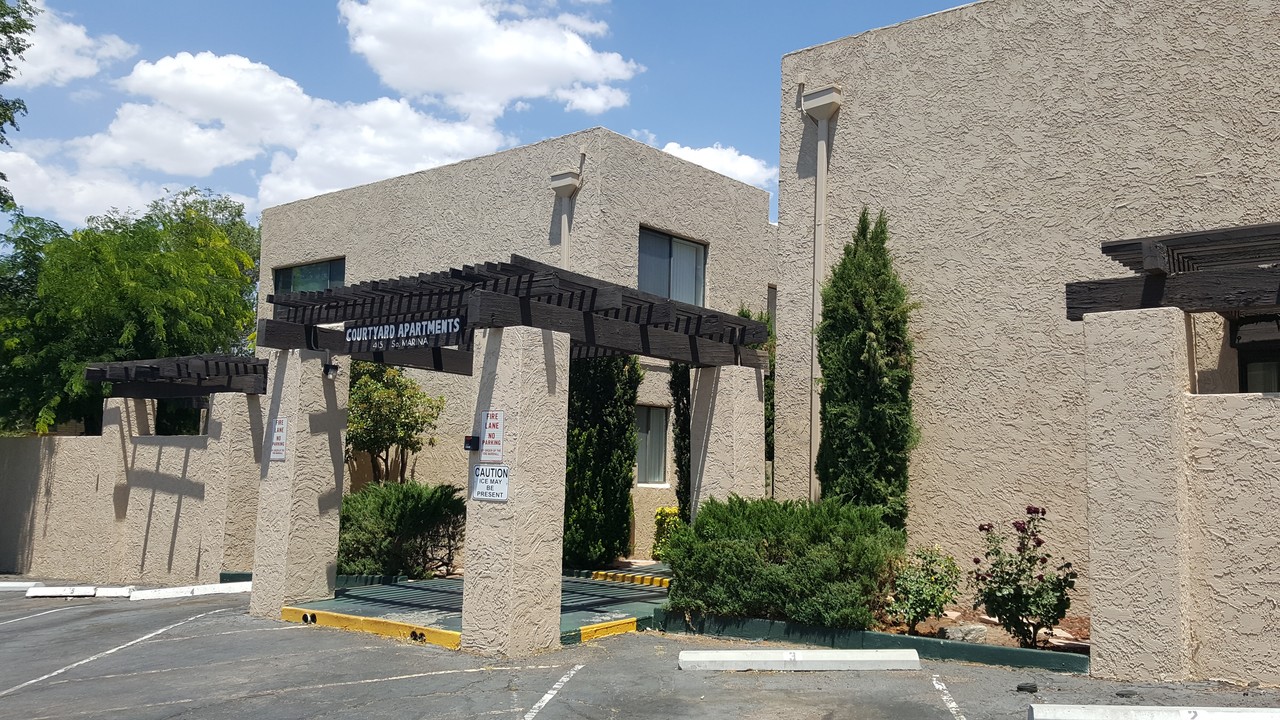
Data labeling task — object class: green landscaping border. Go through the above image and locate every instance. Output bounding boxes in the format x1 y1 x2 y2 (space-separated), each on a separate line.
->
650 608 1088 674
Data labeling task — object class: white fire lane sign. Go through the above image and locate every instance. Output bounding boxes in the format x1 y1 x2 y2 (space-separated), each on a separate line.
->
471 464 510 502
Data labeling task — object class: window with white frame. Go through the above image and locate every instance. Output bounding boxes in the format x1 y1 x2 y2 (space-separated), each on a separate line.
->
635 405 668 486
638 228 705 306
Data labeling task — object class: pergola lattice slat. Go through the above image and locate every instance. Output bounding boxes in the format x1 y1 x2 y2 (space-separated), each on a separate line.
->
85 354 268 397
259 255 767 370
1069 222 1280 320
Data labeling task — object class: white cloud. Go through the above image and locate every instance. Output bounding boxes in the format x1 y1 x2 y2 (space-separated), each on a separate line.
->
2 149 161 226
660 141 778 190
12 1 137 88
24 51 509 218
553 83 627 114
337 0 640 120
629 128 657 146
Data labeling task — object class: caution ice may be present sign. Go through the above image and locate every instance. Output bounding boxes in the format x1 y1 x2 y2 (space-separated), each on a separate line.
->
471 464 510 502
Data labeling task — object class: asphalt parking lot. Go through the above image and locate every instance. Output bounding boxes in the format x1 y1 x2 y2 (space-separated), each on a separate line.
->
2 591 1278 719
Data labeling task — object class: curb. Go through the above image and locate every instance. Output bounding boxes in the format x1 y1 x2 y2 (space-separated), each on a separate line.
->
280 607 462 650
651 609 1089 675
94 586 135 598
561 615 649 646
0 582 43 592
562 568 670 589
130 581 252 600
678 648 921 671
26 586 96 598
1028 705 1280 719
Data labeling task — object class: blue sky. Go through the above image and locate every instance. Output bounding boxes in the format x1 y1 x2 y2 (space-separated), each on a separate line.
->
3 0 963 227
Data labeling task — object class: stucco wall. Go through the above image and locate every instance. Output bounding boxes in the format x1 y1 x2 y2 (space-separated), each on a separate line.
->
1190 313 1238 394
775 0 1280 606
0 395 263 583
1184 392 1280 684
260 127 773 558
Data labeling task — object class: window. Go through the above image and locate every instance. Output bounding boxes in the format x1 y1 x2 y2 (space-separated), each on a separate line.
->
274 257 345 295
1239 342 1280 393
638 229 705 306
635 405 668 486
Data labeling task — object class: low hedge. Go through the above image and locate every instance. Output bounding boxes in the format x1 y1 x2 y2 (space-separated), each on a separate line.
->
337 481 465 578
664 496 903 629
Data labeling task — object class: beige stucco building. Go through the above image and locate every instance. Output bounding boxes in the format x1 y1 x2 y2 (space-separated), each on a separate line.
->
773 0 1280 615
260 127 775 558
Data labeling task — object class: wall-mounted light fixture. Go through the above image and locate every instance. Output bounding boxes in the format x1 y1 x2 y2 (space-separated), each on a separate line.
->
322 362 340 381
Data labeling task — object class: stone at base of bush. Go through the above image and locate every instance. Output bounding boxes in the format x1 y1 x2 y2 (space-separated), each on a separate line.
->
941 624 987 643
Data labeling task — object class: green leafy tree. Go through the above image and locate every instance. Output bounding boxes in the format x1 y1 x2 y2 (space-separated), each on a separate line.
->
668 361 692 522
563 355 642 568
0 0 37 206
816 208 917 528
345 360 445 484
0 189 259 433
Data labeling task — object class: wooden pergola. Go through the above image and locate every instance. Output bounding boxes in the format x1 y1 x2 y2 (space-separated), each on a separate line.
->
257 254 769 372
84 355 268 399
1065 221 1280 321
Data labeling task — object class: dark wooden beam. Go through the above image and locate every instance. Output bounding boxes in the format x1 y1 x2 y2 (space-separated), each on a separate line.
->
108 374 265 398
257 319 473 376
1066 266 1280 321
348 347 473 376
468 290 766 368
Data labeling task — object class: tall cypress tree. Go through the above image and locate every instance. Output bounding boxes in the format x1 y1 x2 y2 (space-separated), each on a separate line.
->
668 362 691 522
563 355 642 567
816 208 917 529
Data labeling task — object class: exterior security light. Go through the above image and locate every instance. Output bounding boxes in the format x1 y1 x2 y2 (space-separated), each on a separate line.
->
322 362 340 381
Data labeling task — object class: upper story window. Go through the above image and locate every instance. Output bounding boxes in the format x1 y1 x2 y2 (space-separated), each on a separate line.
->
273 257 345 295
638 228 705 306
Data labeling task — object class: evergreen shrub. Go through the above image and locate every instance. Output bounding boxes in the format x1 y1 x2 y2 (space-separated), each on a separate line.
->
337 481 465 578
664 496 904 629
563 355 642 568
816 208 917 528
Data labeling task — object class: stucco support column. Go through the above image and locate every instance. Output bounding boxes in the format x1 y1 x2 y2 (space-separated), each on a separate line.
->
209 393 265 575
690 364 767 519
249 349 348 618
461 326 569 657
1085 307 1193 681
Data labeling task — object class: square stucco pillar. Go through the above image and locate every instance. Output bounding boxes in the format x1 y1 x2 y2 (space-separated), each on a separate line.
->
1085 307 1192 681
461 326 569 657
690 364 767 519
249 350 348 618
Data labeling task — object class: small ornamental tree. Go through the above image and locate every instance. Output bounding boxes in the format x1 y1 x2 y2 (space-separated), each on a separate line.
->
816 208 917 528
345 361 445 484
971 505 1077 648
563 355 642 568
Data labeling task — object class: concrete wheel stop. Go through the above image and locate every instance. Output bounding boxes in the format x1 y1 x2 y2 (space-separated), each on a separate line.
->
678 648 920 671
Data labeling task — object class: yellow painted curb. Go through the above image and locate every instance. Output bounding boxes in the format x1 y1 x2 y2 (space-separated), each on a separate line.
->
580 617 637 642
281 606 462 650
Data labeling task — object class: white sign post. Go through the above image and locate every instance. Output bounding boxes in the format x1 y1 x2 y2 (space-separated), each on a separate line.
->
269 417 288 462
471 464 510 502
480 411 504 462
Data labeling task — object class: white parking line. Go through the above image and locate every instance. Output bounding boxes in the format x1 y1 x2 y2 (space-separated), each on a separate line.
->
523 664 585 720
0 608 228 698
932 674 968 720
0 607 75 626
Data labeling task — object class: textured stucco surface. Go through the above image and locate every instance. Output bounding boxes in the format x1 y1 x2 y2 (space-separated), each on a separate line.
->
1189 313 1238 394
1085 308 1280 684
250 350 348 617
1084 308 1193 681
0 395 263 584
260 127 773 558
774 0 1280 609
1183 392 1280 685
460 327 569 657
689 365 768 519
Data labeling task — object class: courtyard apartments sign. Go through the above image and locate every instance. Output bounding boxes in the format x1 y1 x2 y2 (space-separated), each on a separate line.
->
344 317 463 350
